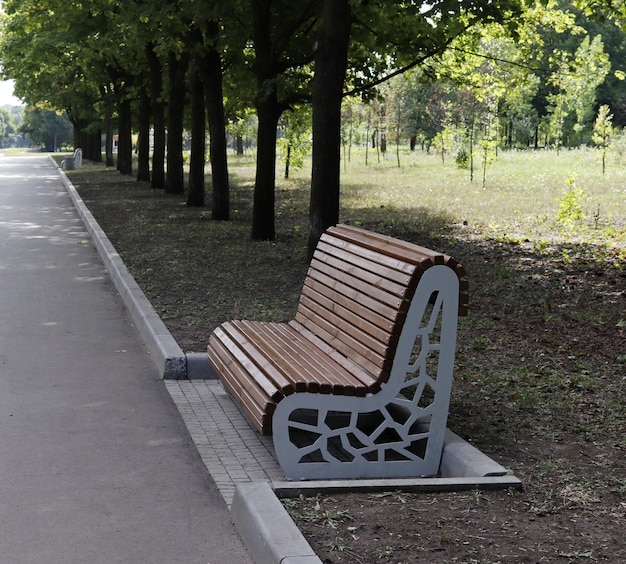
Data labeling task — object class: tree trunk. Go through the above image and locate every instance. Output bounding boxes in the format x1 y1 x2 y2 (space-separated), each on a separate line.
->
99 85 114 166
117 98 133 176
308 0 352 256
204 32 230 220
77 121 96 160
251 2 279 240
105 107 114 167
187 61 205 207
252 100 281 240
165 51 189 195
89 131 102 162
284 145 291 179
136 85 151 182
469 114 475 182
72 120 82 153
395 120 400 167
71 119 88 156
147 43 165 189
365 110 371 165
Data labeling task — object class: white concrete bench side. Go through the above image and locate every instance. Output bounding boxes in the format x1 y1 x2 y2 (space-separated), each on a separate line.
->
61 148 83 170
272 264 460 480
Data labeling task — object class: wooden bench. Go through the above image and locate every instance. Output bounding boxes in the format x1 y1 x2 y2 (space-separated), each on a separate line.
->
207 224 468 480
61 148 83 170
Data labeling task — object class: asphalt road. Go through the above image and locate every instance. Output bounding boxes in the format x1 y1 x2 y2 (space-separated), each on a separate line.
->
0 155 252 564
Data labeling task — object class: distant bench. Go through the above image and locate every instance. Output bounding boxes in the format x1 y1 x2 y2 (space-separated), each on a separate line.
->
61 148 82 170
207 224 468 480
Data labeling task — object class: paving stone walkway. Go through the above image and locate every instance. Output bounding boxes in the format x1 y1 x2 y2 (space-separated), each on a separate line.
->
166 380 285 508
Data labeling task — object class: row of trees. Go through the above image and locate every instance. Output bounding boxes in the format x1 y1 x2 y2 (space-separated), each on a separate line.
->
0 105 17 147
322 4 625 173
0 104 75 150
18 107 74 150
1 0 624 250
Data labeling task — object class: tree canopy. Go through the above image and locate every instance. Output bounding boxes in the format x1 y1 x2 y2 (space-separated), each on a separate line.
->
1 0 624 244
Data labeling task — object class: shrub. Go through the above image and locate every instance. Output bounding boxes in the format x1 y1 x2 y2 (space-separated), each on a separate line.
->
455 147 470 169
556 176 588 225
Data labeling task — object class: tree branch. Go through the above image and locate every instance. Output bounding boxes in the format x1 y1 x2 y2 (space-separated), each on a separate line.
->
343 31 463 98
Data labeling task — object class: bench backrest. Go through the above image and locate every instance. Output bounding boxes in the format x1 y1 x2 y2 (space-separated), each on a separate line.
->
73 148 83 168
294 224 468 384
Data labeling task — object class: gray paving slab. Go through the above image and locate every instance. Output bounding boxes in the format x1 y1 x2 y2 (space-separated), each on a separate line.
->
165 380 284 508
0 155 252 564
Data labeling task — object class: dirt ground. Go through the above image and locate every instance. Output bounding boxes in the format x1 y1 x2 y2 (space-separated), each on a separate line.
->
71 168 626 564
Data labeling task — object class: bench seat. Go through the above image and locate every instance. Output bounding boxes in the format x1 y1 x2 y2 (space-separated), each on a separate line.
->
210 319 382 434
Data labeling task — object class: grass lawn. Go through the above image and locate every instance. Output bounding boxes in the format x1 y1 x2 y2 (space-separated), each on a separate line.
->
60 147 625 563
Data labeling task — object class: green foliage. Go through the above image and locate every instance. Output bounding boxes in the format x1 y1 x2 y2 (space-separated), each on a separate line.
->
455 146 470 169
0 0 108 120
278 106 311 178
18 106 72 150
556 176 588 225
569 36 611 142
592 104 614 173
0 106 17 147
592 104 614 146
547 35 611 147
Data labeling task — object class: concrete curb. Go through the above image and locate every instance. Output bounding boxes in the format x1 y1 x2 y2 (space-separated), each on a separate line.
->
186 351 217 379
232 483 322 564
240 431 520 564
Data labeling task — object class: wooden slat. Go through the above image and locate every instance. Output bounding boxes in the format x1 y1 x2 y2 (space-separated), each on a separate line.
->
312 244 413 293
329 224 445 268
208 339 274 434
299 282 403 337
298 292 394 344
212 325 290 398
255 322 370 396
329 224 469 314
299 241 409 370
331 224 468 279
231 320 313 393
301 278 408 333
294 309 391 378
296 302 389 366
209 332 283 407
209 334 274 407
296 295 394 362
309 260 407 307
317 235 419 278
303 271 405 323
254 321 342 394
289 321 384 390
228 321 309 393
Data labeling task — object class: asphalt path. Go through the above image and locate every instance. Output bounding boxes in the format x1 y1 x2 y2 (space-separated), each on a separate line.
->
0 155 252 564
